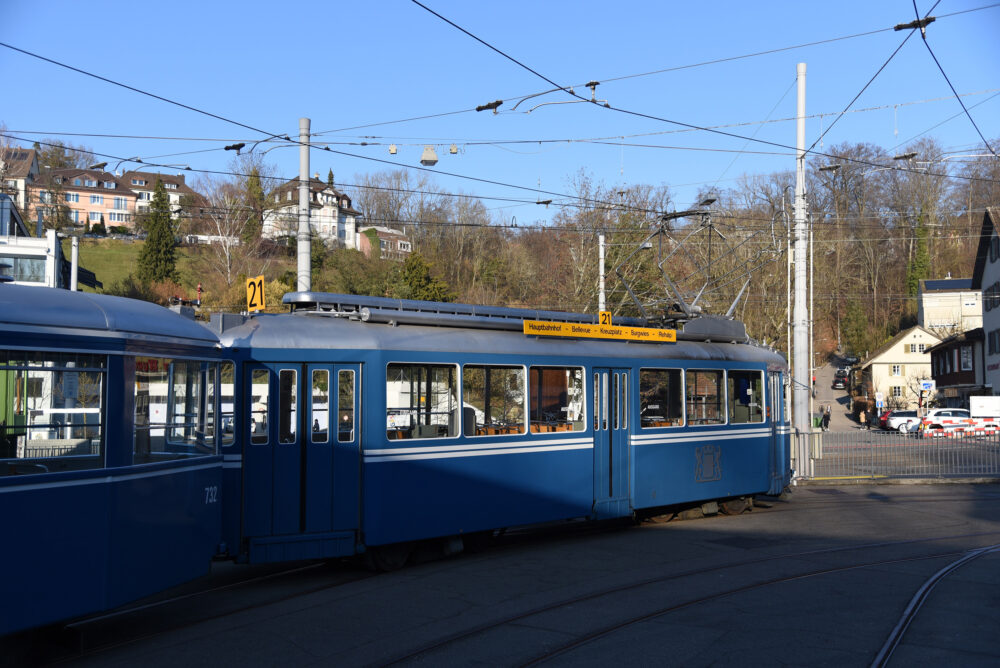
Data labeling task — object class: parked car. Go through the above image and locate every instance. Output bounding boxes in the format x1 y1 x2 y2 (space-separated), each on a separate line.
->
832 378 846 389
921 408 970 430
878 409 892 429
842 353 859 365
885 410 919 433
835 367 849 378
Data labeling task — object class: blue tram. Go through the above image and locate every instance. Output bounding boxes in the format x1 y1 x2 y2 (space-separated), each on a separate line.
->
0 284 225 635
216 292 790 568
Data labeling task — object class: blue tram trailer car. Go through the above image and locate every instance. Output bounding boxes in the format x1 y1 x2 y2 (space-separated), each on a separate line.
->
216 292 790 566
0 284 225 636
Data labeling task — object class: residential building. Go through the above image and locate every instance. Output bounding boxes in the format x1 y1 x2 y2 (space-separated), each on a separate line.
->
358 226 412 260
27 168 137 232
927 328 986 408
917 276 982 335
857 326 942 410
122 170 200 221
262 175 360 247
0 147 40 213
972 207 1000 396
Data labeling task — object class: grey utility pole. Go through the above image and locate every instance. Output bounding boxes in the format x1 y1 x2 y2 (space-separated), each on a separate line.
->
297 117 311 292
792 63 812 476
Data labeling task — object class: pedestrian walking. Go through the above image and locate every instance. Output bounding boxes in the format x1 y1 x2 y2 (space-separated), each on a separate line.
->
859 409 867 430
821 406 831 432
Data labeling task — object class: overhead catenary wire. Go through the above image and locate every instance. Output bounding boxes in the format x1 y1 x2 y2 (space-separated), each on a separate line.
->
909 0 998 156
408 1 993 189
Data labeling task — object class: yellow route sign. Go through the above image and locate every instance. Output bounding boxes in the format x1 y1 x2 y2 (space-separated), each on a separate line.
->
523 319 676 343
246 275 266 312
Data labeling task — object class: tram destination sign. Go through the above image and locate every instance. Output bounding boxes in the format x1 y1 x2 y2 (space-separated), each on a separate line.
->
523 319 676 343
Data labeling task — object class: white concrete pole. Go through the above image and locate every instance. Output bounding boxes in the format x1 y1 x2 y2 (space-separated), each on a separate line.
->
297 117 311 292
793 63 812 474
70 235 79 291
599 232 606 312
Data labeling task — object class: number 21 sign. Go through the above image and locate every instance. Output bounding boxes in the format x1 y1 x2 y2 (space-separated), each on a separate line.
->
246 275 266 312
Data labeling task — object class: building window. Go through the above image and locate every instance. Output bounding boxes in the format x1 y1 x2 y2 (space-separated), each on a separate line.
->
103 181 115 189
109 212 128 223
38 191 52 204
131 179 146 186
891 386 903 398
84 179 97 187
113 197 127 210
398 241 412 252
961 346 973 371
165 183 177 190
891 365 902 376
139 192 151 201
73 178 81 186
88 211 101 222
64 193 79 203
90 195 103 205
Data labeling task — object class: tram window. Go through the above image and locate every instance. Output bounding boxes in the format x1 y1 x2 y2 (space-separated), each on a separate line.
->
278 370 297 444
0 351 105 476
528 366 584 433
250 369 269 444
727 370 764 424
639 369 683 428
338 369 355 442
312 370 329 443
204 364 217 442
386 363 458 440
686 369 724 425
167 361 204 449
219 362 235 446
462 365 526 436
133 358 215 462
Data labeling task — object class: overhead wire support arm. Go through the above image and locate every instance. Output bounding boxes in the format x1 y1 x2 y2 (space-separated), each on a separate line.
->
893 16 936 34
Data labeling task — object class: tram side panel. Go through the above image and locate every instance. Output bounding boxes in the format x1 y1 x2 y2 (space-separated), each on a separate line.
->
362 352 594 546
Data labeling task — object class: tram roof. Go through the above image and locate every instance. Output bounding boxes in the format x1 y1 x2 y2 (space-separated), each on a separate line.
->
219 309 784 367
0 284 218 345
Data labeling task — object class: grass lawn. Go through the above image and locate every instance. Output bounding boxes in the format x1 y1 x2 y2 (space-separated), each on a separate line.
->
72 238 207 292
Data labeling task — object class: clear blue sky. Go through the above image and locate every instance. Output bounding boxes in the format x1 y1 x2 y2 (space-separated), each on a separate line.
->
2 1 997 223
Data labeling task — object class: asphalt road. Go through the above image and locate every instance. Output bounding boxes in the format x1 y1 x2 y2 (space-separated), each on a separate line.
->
10 483 1000 667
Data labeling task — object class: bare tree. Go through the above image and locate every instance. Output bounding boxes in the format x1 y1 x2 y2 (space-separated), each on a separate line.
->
195 175 272 287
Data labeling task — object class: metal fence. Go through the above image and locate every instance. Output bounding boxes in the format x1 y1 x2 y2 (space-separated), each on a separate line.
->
797 428 1000 480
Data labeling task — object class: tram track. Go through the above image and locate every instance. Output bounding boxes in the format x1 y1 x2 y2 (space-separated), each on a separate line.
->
380 529 1000 666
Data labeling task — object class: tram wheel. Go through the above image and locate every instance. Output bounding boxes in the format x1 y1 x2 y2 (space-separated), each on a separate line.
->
367 543 413 572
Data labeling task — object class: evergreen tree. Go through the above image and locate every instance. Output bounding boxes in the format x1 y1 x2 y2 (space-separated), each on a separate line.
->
136 180 177 283
906 217 931 297
400 253 453 302
327 169 335 188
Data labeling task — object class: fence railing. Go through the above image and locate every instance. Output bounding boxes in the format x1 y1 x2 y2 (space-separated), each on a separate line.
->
799 427 1000 480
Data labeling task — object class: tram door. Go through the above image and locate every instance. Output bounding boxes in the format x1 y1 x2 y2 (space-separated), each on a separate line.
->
245 362 360 541
593 368 631 519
